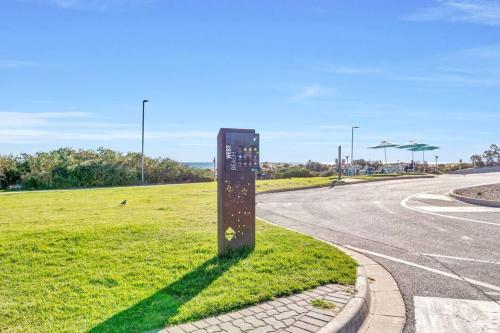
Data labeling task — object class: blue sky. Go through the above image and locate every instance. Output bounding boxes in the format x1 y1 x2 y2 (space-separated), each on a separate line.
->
1 0 499 163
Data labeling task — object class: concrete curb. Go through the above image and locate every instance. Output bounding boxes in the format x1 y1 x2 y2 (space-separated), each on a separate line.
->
449 166 500 174
337 245 405 333
257 175 435 196
449 189 500 208
258 216 406 333
317 266 370 333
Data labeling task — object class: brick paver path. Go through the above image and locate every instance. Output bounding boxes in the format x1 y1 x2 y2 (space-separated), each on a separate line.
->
160 283 354 333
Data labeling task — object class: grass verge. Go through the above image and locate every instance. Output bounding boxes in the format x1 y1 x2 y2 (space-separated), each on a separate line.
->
0 182 356 333
256 177 335 193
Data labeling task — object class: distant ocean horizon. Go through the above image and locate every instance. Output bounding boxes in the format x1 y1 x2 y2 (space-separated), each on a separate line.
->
184 162 214 169
184 162 307 169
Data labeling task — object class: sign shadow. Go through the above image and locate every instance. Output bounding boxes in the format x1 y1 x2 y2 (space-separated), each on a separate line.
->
88 249 251 333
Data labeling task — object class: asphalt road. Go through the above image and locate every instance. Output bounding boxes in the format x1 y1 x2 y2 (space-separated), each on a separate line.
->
256 173 500 333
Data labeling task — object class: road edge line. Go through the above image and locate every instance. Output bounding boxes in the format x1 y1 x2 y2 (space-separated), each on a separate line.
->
335 245 405 333
400 190 500 227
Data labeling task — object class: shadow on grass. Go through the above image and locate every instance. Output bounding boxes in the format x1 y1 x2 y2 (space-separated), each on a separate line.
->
88 249 251 333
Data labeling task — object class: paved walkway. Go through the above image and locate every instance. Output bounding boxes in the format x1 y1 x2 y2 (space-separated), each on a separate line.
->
161 283 355 333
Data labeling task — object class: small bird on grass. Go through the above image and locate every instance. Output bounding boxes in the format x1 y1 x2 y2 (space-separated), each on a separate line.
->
120 200 127 206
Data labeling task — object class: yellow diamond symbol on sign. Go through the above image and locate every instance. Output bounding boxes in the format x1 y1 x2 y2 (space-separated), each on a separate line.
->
225 227 235 241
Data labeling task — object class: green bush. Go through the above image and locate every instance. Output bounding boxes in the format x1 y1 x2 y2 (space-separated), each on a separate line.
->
0 155 21 189
319 169 335 177
0 147 213 190
276 167 318 178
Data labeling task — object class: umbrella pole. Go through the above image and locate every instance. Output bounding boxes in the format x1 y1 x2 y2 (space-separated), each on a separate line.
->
384 147 387 165
423 151 425 172
412 150 415 173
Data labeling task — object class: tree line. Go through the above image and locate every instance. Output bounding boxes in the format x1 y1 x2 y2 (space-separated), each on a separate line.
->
0 147 213 190
470 144 500 168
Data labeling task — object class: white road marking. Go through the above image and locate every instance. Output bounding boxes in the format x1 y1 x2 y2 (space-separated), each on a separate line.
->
419 253 500 265
415 206 500 213
401 191 500 227
415 296 500 333
486 292 500 296
343 245 500 292
461 236 473 243
415 193 453 201
433 226 448 232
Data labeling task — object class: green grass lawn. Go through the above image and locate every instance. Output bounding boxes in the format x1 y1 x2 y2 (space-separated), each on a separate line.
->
256 176 335 192
0 182 356 333
256 173 432 192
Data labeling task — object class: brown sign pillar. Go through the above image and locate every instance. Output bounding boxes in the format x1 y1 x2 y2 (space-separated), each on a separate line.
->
217 128 260 255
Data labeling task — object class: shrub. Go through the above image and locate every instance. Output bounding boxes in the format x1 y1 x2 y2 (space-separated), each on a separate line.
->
0 155 21 189
0 147 213 190
276 167 318 178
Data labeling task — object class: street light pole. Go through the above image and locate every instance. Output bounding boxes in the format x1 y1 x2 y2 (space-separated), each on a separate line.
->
213 157 216 180
435 155 439 172
338 145 342 181
141 99 149 184
351 126 359 165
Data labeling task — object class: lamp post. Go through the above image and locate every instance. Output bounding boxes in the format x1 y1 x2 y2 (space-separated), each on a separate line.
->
338 146 342 181
351 126 359 165
141 99 149 184
435 155 439 171
213 157 216 180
